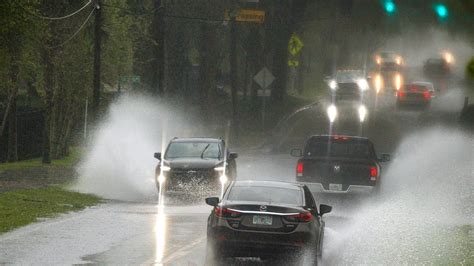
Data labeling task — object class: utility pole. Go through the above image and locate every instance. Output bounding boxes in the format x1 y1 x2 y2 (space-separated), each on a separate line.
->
92 0 102 122
230 14 239 141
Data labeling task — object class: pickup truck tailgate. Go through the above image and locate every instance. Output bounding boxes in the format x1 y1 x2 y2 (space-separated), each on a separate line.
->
297 157 377 191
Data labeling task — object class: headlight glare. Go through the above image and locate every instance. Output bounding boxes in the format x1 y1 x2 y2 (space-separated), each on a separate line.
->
219 175 228 184
327 105 338 123
157 174 166 184
358 105 368 122
357 79 369 91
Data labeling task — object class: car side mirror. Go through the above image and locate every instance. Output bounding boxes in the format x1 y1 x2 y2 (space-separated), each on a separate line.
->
154 152 161 160
319 204 332 216
290 149 302 157
205 197 219 207
379 153 391 162
228 152 238 160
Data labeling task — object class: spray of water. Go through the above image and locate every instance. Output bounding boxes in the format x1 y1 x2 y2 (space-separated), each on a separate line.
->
324 128 473 264
72 94 196 201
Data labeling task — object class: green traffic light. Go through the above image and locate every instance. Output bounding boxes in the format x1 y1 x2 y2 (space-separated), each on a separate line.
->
383 0 396 14
434 4 448 18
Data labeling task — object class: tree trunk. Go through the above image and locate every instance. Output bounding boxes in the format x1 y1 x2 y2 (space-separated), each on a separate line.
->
151 0 165 95
198 23 218 127
42 48 54 164
6 58 19 162
7 96 18 162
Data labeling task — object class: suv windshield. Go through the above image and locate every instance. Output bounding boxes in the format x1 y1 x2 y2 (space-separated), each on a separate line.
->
335 71 363 81
165 142 221 159
304 140 372 159
227 186 303 206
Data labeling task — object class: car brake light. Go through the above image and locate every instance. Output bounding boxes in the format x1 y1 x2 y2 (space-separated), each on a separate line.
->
333 135 349 140
214 207 241 218
296 162 304 176
423 91 431 100
285 212 313 222
397 91 405 98
370 166 378 181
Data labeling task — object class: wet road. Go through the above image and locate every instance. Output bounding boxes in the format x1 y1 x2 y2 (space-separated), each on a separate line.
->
0 89 472 265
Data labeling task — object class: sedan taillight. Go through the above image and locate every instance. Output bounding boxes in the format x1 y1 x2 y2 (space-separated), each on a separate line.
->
214 207 241 218
284 212 313 223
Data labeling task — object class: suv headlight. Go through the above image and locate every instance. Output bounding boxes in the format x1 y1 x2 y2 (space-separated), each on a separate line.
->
358 105 368 122
327 104 338 123
357 79 369 91
329 80 337 90
219 175 228 184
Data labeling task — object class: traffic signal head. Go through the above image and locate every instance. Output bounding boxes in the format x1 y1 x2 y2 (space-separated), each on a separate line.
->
383 0 396 14
434 3 448 19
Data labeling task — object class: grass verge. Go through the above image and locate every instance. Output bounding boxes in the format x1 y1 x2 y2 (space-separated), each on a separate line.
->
0 186 101 234
0 147 82 171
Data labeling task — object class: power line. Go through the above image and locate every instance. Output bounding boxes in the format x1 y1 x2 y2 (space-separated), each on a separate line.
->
49 7 96 48
15 0 92 20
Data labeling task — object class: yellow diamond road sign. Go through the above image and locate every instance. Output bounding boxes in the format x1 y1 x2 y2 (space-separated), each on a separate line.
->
288 33 304 56
288 59 299 67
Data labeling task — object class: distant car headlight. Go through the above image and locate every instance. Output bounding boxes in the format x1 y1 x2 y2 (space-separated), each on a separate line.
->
219 175 228 184
375 56 381 65
443 51 454 64
327 104 338 123
394 73 403 90
396 56 402 65
329 80 337 90
374 74 383 93
357 79 369 91
358 105 368 122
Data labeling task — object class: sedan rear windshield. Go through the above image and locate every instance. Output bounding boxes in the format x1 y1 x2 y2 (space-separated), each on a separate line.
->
165 142 221 159
305 140 372 159
227 186 303 206
402 84 428 92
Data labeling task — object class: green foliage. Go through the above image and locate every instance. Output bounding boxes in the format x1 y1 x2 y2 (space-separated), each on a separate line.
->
0 147 82 170
467 57 474 80
0 186 101 233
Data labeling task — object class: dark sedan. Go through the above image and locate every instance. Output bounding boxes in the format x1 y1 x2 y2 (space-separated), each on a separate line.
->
205 180 332 264
396 82 435 108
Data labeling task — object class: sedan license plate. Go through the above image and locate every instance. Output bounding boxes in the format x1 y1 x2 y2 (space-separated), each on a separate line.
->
329 183 343 191
252 215 272 225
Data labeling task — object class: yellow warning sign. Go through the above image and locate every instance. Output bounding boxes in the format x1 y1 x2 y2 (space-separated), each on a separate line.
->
288 59 299 67
288 33 304 56
235 9 265 23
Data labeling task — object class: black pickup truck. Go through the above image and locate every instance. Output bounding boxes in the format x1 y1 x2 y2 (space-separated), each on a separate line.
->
292 135 390 194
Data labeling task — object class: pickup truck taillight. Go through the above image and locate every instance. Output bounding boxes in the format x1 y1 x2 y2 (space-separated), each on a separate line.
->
370 166 378 181
423 91 431 100
296 162 304 177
